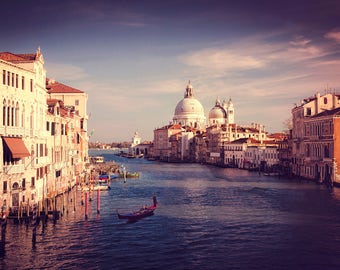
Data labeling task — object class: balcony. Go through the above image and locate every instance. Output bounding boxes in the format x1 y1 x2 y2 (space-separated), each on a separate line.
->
1 126 25 137
4 163 25 174
34 156 50 167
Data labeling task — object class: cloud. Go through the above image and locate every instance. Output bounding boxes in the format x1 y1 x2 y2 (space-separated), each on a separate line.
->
185 34 329 67
180 48 266 71
290 36 311 47
325 31 340 43
45 63 89 82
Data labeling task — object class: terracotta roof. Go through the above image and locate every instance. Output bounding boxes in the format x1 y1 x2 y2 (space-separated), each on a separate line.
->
0 52 36 62
46 79 83 93
47 99 62 106
268 133 287 141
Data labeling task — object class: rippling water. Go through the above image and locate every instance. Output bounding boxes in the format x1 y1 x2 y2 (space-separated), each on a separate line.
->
1 150 340 269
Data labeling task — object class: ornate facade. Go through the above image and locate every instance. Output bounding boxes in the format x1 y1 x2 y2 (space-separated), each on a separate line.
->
0 49 88 212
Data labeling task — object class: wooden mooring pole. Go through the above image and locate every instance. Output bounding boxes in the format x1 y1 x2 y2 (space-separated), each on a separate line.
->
85 192 88 220
0 210 7 252
97 189 100 214
32 203 37 247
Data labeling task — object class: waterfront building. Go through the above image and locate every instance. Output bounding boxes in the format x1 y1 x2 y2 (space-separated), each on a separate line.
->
291 92 340 185
133 141 153 158
168 128 196 162
46 79 89 184
153 124 182 161
46 98 82 197
128 132 153 157
192 131 207 163
129 131 141 156
223 137 280 171
0 49 48 211
205 123 269 165
0 49 88 212
224 138 250 168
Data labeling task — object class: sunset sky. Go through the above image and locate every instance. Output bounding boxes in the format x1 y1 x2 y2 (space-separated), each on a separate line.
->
2 0 340 142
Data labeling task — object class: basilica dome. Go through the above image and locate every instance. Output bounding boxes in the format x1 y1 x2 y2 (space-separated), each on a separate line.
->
173 82 206 129
208 99 227 126
209 99 227 119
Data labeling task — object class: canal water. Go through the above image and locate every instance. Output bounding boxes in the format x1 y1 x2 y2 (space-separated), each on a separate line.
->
1 149 340 269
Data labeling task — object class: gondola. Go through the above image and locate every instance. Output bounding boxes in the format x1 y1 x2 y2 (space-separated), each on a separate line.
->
116 195 157 221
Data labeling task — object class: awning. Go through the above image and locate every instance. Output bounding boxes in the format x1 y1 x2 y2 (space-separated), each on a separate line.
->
3 137 30 158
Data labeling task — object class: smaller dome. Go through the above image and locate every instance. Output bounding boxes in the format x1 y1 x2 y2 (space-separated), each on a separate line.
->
209 105 226 119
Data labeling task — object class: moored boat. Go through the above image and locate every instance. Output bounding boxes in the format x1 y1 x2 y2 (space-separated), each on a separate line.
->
78 182 110 191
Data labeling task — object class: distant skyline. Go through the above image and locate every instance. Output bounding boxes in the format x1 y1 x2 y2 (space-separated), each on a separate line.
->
1 0 340 142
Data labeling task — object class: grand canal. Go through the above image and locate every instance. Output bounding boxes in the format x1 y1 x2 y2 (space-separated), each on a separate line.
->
1 150 340 269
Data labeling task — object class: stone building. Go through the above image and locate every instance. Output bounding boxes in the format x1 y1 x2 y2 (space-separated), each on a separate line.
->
0 49 48 210
46 79 89 185
291 92 340 185
0 49 88 212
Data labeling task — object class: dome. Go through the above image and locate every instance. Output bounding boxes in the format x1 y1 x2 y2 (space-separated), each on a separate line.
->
174 97 205 116
173 82 206 128
209 105 226 119
208 99 227 126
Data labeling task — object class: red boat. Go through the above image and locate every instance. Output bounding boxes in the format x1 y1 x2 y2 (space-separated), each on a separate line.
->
117 195 157 221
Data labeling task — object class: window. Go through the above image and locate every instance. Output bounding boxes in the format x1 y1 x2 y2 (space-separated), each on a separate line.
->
2 70 5 85
7 71 10 86
22 76 25 90
2 102 5 126
324 144 330 158
40 144 43 156
30 79 33 92
31 177 35 187
11 73 14 87
306 107 311 116
46 121 50 131
22 178 26 190
16 74 18 88
75 99 79 106
3 181 7 193
51 122 55 135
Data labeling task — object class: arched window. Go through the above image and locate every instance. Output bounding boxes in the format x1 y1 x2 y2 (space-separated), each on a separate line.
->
30 105 34 130
15 102 19 127
12 182 19 190
7 101 10 126
22 104 25 128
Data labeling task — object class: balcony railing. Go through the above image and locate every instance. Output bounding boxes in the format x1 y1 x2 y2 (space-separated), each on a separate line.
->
4 163 25 174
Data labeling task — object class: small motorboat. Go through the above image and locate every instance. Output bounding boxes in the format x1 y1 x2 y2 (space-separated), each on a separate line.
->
117 195 157 221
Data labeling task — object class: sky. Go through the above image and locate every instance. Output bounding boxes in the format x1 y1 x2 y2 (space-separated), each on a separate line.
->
1 0 340 142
